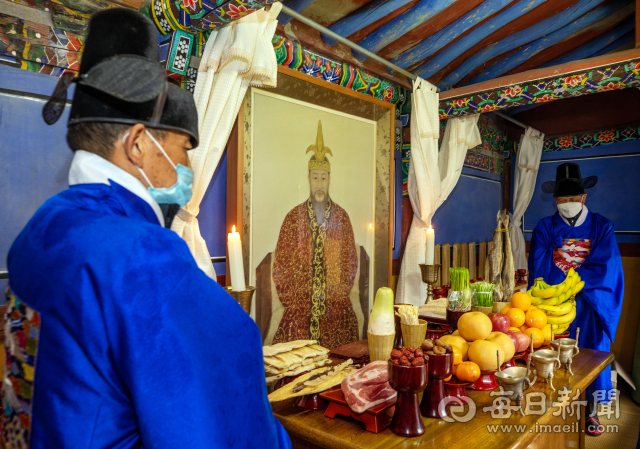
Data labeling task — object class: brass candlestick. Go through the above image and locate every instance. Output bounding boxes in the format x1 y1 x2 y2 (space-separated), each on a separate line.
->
225 286 256 315
419 264 441 304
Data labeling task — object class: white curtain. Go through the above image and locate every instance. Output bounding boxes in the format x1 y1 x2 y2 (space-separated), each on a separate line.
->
509 127 545 270
396 77 481 307
171 3 282 278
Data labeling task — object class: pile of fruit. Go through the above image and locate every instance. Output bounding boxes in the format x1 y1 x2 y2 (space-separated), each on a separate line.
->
444 312 516 376
494 269 582 348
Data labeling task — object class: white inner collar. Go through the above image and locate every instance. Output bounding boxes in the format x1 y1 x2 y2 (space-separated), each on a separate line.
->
559 204 589 228
68 150 164 226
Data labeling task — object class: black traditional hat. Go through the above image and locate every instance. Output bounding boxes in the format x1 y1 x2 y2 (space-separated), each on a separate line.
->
541 162 597 197
43 8 198 147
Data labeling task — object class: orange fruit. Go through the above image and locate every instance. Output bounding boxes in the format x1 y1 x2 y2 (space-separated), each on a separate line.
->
528 306 538 312
541 324 553 345
444 374 452 382
450 345 463 366
525 309 548 330
519 324 530 333
524 327 544 348
508 327 520 332
456 361 481 382
500 305 512 315
511 292 532 312
506 308 526 328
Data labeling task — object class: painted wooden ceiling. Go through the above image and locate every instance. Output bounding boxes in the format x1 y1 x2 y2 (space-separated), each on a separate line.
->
279 0 636 91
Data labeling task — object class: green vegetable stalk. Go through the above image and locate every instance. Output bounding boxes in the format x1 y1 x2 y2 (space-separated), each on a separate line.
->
470 281 496 307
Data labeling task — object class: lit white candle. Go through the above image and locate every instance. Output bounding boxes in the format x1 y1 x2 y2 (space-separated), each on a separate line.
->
228 225 246 292
366 223 374 257
425 225 435 265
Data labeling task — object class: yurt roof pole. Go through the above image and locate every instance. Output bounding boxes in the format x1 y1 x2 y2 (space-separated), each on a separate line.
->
279 5 528 129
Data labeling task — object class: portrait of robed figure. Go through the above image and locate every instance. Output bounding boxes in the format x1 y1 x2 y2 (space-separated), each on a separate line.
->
247 87 391 351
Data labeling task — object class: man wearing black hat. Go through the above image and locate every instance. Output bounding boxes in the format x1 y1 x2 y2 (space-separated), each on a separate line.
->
3 9 290 449
529 162 624 436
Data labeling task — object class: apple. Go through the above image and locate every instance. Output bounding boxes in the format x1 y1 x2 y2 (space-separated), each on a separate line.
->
486 331 515 361
458 311 492 342
488 313 510 333
507 331 530 353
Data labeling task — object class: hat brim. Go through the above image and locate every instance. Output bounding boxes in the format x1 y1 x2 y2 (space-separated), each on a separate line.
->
542 181 556 194
583 175 598 189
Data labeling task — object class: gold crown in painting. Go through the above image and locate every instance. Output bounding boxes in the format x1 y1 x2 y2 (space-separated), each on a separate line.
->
307 120 332 172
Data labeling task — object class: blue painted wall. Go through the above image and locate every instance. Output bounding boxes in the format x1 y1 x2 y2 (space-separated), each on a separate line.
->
0 65 228 302
432 167 503 245
521 140 640 244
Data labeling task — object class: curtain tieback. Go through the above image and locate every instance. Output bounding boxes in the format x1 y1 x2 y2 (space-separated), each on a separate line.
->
177 208 197 223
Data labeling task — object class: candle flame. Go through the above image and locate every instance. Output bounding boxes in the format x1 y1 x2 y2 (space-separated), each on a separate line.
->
232 225 236 233
429 225 433 230
369 223 373 229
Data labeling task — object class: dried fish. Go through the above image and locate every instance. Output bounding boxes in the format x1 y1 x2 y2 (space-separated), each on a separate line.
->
485 210 505 302
501 212 515 302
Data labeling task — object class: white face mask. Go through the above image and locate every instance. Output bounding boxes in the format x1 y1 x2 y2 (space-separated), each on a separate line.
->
557 201 583 219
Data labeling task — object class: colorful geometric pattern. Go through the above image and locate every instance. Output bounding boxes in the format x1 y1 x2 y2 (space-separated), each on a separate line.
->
272 34 402 106
554 238 592 273
151 0 276 35
439 60 640 119
0 15 83 76
463 151 504 175
165 29 194 77
543 124 640 152
401 143 410 196
1 285 41 449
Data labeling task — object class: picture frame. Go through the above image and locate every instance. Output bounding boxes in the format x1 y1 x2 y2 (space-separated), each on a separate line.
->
226 65 395 347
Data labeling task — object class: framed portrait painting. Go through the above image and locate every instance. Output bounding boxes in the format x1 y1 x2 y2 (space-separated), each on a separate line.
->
227 66 394 349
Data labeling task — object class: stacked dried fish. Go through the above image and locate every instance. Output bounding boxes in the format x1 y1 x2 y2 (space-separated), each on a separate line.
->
485 210 515 303
268 359 354 402
263 340 331 384
501 212 515 302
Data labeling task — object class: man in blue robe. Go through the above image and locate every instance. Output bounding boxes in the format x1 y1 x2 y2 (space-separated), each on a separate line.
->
528 162 624 436
3 9 291 449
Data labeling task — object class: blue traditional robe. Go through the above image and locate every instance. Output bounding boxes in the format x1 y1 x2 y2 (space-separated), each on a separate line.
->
6 178 291 448
528 210 624 400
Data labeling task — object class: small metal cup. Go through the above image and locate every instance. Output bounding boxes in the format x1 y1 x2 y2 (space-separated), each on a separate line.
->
550 331 580 375
529 349 562 391
495 351 533 415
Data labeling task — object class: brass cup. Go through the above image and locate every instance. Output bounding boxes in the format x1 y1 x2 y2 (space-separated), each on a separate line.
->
419 264 441 304
225 286 256 315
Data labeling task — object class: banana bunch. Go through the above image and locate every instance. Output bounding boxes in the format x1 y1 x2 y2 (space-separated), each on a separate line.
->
527 268 585 334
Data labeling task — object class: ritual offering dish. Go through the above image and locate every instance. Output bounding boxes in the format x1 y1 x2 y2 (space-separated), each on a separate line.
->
529 349 562 391
400 319 429 350
321 387 395 434
419 263 441 304
393 303 413 349
424 322 450 341
550 330 580 376
294 393 328 410
268 359 355 403
468 368 501 391
444 376 473 405
504 358 517 369
388 362 428 437
494 351 533 415
446 310 468 332
419 339 453 419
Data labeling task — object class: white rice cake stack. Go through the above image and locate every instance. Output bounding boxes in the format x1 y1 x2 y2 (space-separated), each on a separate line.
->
263 340 330 380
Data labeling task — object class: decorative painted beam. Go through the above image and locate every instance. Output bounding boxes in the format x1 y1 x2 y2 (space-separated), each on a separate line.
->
468 0 635 84
272 33 407 105
543 124 640 152
348 0 458 61
535 19 636 70
321 0 415 46
278 0 316 26
278 20 412 87
418 0 582 86
387 0 513 72
437 48 640 119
